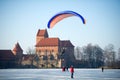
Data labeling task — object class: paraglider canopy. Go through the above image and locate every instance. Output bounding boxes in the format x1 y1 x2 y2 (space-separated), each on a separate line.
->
47 10 86 29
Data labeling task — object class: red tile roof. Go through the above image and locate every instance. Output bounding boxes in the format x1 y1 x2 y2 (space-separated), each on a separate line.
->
35 29 74 47
0 50 15 61
12 42 23 52
36 38 60 47
60 40 74 47
37 29 48 36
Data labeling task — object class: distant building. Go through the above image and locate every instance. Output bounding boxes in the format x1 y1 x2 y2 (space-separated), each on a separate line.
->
0 42 23 68
35 29 75 68
12 42 23 66
0 29 76 68
0 50 15 68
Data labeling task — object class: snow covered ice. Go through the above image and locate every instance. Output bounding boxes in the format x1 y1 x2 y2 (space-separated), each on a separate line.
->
0 69 120 80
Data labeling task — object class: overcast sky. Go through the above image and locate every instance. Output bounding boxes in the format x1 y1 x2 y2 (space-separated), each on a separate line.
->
0 0 120 53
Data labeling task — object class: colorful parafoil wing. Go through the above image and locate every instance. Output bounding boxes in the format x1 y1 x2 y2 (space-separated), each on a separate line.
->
47 11 86 29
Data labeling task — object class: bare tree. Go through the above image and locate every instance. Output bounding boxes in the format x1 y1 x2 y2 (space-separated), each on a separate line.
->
82 44 94 67
82 43 104 68
104 44 116 67
26 47 36 54
74 46 82 60
118 48 120 61
92 45 104 67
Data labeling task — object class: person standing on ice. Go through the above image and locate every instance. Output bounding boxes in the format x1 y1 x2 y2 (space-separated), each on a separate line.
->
66 66 69 71
70 65 74 78
102 67 104 72
62 66 65 72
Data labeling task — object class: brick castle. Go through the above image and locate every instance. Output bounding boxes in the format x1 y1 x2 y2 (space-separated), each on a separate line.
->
0 29 76 68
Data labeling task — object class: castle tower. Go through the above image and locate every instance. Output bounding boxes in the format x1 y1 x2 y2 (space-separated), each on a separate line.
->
35 29 75 68
12 42 23 64
36 29 49 45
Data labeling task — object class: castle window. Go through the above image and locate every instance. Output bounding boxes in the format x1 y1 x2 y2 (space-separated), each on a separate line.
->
45 50 47 52
49 54 54 60
52 49 54 52
45 50 48 55
39 50 41 53
43 55 48 60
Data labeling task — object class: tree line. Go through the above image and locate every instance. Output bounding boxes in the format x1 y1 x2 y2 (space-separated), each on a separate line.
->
74 43 120 68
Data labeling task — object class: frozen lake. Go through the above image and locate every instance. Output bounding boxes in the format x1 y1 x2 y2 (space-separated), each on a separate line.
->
0 69 120 80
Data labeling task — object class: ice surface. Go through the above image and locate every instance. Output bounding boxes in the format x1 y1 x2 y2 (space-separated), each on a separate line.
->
0 69 120 80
